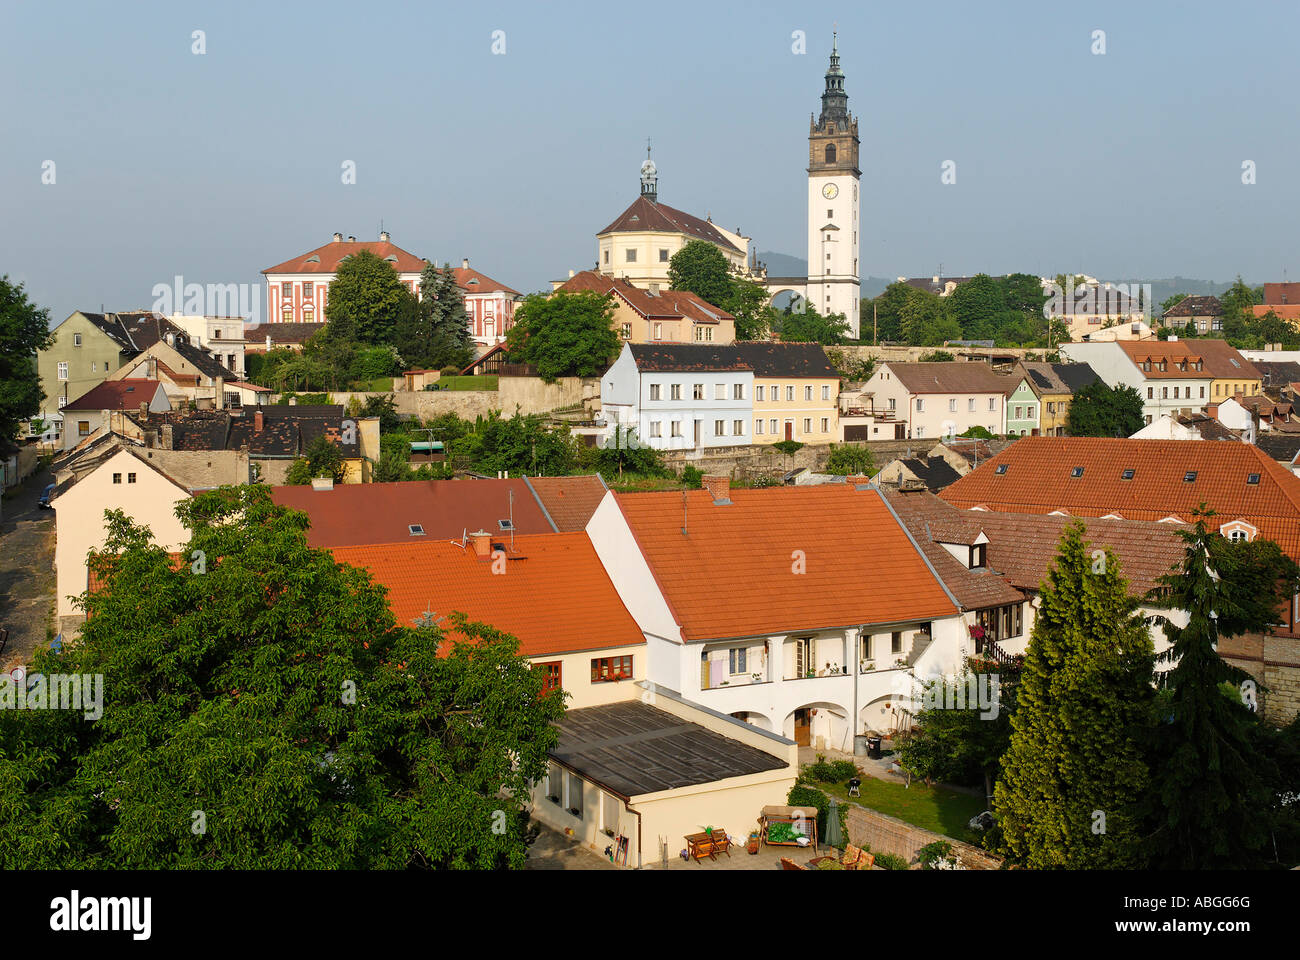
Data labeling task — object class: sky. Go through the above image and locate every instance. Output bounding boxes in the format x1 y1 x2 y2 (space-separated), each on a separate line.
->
3 0 1299 325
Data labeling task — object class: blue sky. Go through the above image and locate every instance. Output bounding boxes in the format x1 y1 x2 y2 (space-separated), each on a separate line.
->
3 0 1298 324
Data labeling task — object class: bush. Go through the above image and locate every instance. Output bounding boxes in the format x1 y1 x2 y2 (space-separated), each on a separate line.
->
824 443 874 477
440 365 462 377
786 784 847 841
917 840 956 869
802 753 859 784
874 853 910 871
681 465 704 488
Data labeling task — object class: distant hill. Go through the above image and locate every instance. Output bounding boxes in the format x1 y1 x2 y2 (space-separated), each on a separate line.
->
756 258 1257 308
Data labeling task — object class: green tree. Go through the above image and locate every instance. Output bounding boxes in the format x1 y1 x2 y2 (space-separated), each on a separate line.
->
592 425 668 480
897 659 1021 806
725 277 777 341
1143 511 1300 869
0 487 564 868
667 239 734 307
286 434 346 484
945 274 1003 340
0 277 54 441
1065 380 1144 437
994 523 1154 869
780 306 850 345
506 292 619 382
421 263 475 371
823 443 875 476
325 249 409 344
453 411 580 476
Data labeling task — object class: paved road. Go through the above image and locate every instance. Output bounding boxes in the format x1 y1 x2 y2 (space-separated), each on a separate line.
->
0 467 56 670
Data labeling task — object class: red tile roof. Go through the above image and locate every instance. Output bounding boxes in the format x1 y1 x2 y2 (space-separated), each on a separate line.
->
63 379 166 412
1263 283 1300 305
329 533 643 657
1252 304 1300 321
270 478 556 548
263 239 427 275
525 475 609 532
452 265 520 297
558 270 734 326
1115 339 1258 380
940 437 1300 559
614 486 959 641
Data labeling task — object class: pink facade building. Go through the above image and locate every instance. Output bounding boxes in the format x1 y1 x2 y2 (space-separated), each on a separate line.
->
262 234 521 348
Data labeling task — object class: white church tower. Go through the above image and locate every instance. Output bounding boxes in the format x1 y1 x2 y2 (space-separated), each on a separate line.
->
806 33 861 337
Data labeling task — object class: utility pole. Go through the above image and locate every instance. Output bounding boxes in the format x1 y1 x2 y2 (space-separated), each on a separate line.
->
873 302 878 346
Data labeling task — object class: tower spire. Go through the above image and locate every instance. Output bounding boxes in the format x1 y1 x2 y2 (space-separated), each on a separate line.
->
639 140 658 202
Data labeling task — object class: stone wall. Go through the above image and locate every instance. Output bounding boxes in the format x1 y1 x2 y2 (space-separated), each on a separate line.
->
313 376 597 421
844 804 1002 870
658 437 970 480
834 344 1042 365
1219 632 1300 725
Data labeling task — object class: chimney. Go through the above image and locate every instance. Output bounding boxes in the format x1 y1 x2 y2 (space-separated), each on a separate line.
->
148 357 158 379
568 269 575 278
702 474 731 504
161 423 174 450
380 231 390 242
847 474 871 486
265 334 272 350
215 375 225 410
254 409 264 433
470 529 491 557
311 477 334 491
139 401 148 418
347 235 356 242
462 258 469 270
1206 403 1219 420
333 232 343 242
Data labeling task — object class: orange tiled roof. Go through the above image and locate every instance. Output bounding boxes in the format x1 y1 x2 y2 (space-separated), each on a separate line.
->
452 265 520 297
1116 339 1259 380
614 486 959 641
940 437 1300 559
558 270 734 326
525 475 609 532
263 239 427 275
329 532 643 657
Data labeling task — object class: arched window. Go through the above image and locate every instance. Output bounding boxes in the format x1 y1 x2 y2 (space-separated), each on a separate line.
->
825 143 836 163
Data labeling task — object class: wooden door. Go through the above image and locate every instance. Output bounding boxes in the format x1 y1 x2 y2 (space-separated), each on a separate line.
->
794 708 811 746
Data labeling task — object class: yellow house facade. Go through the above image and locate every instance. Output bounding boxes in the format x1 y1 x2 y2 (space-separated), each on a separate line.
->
751 374 840 444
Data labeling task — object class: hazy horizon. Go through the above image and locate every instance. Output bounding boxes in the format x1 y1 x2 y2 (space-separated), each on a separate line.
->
4 0 1298 325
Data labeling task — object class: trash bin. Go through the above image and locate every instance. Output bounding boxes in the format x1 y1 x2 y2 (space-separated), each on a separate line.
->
853 734 870 756
867 736 882 759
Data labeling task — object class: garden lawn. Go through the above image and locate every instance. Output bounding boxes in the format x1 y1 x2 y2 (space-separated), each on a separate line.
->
818 777 985 845
437 375 498 391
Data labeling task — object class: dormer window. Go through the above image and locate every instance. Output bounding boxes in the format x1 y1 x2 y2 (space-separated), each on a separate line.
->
969 544 987 569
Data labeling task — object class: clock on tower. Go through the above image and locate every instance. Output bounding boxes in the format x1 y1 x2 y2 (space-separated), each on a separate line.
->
806 32 861 338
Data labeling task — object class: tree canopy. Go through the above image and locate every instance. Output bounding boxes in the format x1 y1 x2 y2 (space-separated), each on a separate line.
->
324 249 411 345
505 291 619 382
994 523 1155 868
866 274 1053 347
0 487 564 868
1065 380 1145 437
0 276 53 441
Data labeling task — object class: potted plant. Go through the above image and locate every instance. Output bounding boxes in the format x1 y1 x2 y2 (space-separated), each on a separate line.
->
746 832 760 855
861 660 875 672
751 672 763 683
894 657 907 668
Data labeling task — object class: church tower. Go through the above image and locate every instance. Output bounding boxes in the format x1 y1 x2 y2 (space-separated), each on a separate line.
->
806 33 861 337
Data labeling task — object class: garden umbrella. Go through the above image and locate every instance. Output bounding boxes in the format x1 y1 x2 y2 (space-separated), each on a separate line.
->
825 797 843 850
